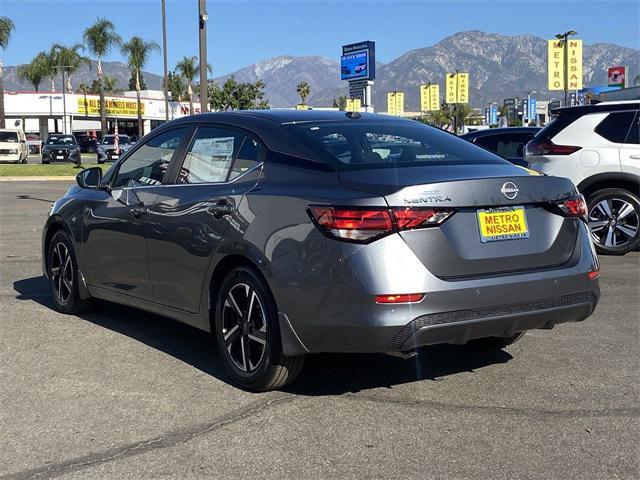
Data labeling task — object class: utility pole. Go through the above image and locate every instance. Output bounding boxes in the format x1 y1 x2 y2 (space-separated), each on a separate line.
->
198 0 209 113
162 0 169 121
555 30 577 106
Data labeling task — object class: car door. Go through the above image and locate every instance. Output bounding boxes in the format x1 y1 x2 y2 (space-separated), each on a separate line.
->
146 125 264 313
619 111 640 180
81 127 190 300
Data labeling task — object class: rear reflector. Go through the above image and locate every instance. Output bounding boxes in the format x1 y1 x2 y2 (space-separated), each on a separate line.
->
556 195 588 218
526 138 582 156
588 270 600 280
375 293 425 304
308 206 453 243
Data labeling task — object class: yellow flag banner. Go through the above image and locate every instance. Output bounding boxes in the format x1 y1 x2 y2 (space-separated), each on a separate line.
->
387 92 404 116
77 97 144 116
445 74 457 103
346 98 362 112
548 39 582 90
456 73 469 104
429 84 440 110
420 85 441 111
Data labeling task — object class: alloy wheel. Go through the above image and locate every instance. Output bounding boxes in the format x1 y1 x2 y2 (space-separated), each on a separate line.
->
50 242 74 305
588 197 639 248
221 283 268 373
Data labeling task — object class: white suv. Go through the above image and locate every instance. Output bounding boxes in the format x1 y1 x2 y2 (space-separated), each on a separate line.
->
526 100 640 255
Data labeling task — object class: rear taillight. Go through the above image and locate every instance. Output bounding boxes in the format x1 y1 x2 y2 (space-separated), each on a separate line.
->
526 138 582 156
555 195 588 218
375 293 425 304
308 206 453 243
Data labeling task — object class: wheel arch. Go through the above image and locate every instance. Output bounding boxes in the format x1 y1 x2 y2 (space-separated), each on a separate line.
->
42 216 71 277
578 173 640 200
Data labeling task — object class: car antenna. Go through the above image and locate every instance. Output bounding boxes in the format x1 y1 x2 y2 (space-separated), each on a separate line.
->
345 111 361 119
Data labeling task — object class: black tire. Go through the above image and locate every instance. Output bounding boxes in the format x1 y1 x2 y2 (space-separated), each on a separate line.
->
97 160 104 164
587 188 640 255
42 160 49 164
214 266 304 391
46 230 93 314
465 332 525 350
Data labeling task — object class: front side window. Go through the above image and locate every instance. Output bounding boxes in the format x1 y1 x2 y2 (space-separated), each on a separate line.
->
113 128 187 188
285 121 505 171
179 127 243 184
0 132 18 142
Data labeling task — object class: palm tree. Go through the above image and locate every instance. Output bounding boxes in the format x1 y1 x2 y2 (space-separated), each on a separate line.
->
83 18 121 136
0 16 15 128
52 43 88 93
17 53 48 92
296 81 311 105
166 70 185 101
175 56 212 114
102 75 120 94
121 36 159 138
77 82 90 114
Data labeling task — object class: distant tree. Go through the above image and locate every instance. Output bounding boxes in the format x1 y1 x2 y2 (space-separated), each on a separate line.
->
296 80 311 105
83 18 121 135
128 71 146 91
165 70 185 101
121 36 160 137
175 56 213 114
88 76 118 94
0 16 15 128
52 43 88 92
208 77 268 111
332 96 348 110
77 82 90 114
17 54 48 91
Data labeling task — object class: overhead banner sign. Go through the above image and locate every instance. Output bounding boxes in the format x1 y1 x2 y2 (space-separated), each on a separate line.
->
445 73 469 104
420 84 440 111
387 92 404 116
77 97 144 116
548 39 583 90
608 66 626 88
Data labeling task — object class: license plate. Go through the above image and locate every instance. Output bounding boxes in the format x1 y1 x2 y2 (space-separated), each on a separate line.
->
477 206 529 243
111 155 119 159
56 155 64 159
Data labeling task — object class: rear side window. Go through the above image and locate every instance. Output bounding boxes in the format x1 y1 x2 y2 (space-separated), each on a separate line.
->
229 137 262 180
284 121 505 171
595 111 637 144
179 127 243 184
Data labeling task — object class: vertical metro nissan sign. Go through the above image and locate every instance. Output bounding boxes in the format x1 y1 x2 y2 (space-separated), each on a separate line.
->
547 39 583 90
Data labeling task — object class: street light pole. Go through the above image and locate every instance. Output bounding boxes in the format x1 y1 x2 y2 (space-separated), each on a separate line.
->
555 30 577 106
198 0 209 113
162 0 169 121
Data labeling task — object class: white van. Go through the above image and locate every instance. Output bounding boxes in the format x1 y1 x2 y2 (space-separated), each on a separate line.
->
0 129 28 163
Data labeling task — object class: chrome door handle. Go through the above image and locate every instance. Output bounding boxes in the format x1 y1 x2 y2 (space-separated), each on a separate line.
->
629 154 640 160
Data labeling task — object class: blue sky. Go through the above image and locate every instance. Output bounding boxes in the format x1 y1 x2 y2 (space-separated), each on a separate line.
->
2 0 638 75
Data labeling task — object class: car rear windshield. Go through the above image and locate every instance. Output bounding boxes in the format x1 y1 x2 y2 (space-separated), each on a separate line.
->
46 135 75 145
533 110 582 141
0 132 18 142
102 135 130 145
283 120 506 171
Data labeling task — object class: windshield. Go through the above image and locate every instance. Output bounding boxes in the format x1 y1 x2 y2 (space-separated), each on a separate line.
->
284 120 507 171
46 135 76 145
102 135 130 145
0 132 19 142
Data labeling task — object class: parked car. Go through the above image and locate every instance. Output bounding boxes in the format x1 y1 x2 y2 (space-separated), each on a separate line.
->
96 134 133 163
42 111 600 391
0 128 28 163
462 127 540 167
75 135 99 153
526 100 639 255
41 134 81 164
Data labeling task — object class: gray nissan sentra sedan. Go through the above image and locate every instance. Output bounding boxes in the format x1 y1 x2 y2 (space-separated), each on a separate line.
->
42 110 600 391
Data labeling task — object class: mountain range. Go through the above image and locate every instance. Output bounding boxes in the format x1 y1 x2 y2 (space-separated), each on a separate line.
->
4 31 638 110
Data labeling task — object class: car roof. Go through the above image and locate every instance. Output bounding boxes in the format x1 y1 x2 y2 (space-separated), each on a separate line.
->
461 127 540 139
551 101 639 116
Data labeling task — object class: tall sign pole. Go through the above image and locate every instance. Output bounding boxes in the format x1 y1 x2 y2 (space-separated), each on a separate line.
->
340 41 376 112
198 0 209 113
162 0 169 121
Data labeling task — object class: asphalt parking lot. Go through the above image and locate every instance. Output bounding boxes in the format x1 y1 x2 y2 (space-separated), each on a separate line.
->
1 181 638 480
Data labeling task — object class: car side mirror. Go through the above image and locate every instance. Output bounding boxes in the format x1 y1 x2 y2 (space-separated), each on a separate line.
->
76 167 103 189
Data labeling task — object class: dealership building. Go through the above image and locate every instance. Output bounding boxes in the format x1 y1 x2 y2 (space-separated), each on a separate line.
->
2 90 201 140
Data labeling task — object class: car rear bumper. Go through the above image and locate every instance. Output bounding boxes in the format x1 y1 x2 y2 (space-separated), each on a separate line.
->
272 222 600 355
